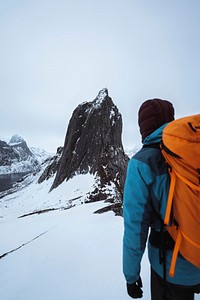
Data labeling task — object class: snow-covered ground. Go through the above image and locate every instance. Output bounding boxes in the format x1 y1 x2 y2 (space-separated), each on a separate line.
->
0 171 199 300
0 201 152 300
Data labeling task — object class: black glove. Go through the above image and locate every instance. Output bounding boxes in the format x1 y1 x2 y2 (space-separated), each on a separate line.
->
127 277 143 298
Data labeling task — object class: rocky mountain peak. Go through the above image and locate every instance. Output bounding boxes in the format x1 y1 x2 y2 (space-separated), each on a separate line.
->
96 87 108 101
9 134 25 145
46 89 129 212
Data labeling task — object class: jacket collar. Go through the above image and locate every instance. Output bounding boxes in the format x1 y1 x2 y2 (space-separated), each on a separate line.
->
143 123 168 146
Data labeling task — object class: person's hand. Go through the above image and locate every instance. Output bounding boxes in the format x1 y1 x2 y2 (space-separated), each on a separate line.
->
127 277 143 298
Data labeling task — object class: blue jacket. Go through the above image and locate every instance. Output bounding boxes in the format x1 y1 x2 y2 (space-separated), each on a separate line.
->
123 124 200 285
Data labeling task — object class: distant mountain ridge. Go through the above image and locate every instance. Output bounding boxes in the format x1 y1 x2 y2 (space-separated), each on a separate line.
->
0 135 52 175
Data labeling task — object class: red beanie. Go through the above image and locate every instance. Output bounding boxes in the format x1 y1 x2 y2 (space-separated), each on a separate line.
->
138 98 175 142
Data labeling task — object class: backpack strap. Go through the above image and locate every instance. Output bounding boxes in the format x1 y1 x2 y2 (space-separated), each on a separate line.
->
169 227 200 277
164 169 176 225
160 140 181 158
164 167 200 277
174 170 200 191
163 168 180 278
164 166 200 224
149 227 175 280
169 230 182 277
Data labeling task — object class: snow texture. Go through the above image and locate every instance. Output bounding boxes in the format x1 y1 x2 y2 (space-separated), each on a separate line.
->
0 168 199 300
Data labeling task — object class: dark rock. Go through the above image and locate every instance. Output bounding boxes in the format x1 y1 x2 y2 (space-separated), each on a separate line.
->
0 141 19 166
38 146 63 183
93 202 123 216
49 88 129 209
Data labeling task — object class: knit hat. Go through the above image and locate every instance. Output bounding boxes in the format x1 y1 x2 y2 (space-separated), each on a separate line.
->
138 98 175 142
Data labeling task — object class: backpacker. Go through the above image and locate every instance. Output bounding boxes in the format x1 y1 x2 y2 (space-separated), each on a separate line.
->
161 114 200 277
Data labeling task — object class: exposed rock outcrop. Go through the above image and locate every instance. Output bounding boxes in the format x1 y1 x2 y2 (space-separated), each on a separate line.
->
38 147 63 183
0 140 19 166
48 88 129 210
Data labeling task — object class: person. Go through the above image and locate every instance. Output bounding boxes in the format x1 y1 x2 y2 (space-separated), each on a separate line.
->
122 99 200 300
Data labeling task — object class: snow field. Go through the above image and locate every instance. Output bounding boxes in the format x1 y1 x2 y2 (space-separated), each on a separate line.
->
1 171 198 299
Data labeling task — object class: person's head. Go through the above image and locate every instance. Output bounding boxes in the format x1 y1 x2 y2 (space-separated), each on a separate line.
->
138 98 175 142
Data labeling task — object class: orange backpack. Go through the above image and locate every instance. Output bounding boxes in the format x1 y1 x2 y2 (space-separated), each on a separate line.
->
161 114 200 277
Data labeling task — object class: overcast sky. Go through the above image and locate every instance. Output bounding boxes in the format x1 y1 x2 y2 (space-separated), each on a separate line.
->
1 0 200 152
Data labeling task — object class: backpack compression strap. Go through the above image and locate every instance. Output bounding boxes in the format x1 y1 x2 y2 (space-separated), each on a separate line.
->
169 230 182 277
169 225 200 277
164 168 200 226
164 169 176 225
164 168 200 277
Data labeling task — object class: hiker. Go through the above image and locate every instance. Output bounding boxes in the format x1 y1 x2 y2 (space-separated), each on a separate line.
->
123 99 200 300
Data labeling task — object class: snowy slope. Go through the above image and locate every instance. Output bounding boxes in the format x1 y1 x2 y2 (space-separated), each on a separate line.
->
0 171 199 299
0 201 151 300
0 170 95 220
30 147 53 164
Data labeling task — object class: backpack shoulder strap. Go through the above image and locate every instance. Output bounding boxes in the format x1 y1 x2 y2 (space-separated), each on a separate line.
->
164 168 176 225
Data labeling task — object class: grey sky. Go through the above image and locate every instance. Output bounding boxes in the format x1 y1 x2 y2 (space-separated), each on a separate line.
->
1 0 200 152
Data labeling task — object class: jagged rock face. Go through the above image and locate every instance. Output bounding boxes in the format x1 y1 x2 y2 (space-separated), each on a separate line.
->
0 141 19 166
9 137 33 160
38 147 63 183
50 88 129 205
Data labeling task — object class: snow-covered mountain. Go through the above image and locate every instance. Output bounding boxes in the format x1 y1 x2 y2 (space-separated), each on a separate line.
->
45 88 128 217
0 135 53 175
30 147 54 165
